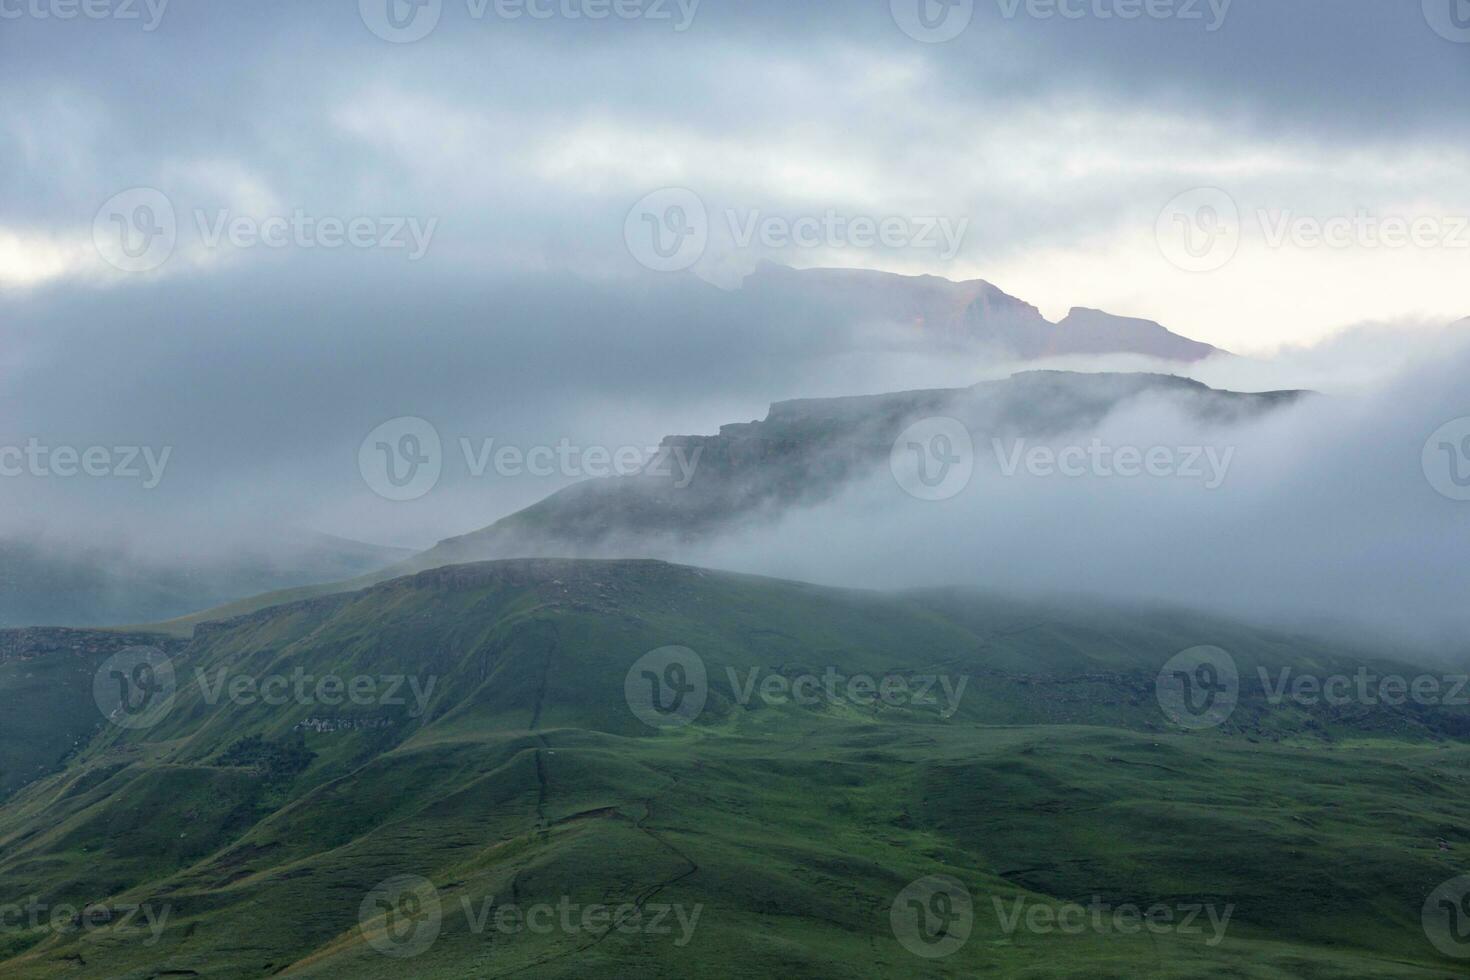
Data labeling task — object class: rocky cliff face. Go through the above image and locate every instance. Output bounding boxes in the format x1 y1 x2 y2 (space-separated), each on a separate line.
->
0 627 185 663
425 371 1307 564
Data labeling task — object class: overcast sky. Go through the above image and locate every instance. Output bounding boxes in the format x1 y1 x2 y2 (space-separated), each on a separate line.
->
4 1 1467 343
1 2 1467 605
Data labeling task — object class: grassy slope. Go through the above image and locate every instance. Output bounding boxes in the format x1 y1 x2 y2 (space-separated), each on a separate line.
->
1 560 1467 977
0 631 187 800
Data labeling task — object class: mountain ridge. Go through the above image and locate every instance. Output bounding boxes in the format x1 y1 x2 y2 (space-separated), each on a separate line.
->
136 370 1310 637
1 556 1466 976
742 263 1225 362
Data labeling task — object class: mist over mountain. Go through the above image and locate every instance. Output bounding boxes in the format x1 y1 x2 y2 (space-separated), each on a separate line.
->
0 263 1239 560
128 369 1301 636
426 370 1292 564
681 338 1470 654
742 264 1224 362
4 260 1464 654
0 531 410 629
4 2 1469 975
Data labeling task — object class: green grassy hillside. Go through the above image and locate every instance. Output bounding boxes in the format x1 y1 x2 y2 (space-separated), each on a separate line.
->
0 630 187 801
1 560 1467 977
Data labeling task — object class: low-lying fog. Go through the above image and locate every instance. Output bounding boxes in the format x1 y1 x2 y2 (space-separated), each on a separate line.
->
3 266 1466 650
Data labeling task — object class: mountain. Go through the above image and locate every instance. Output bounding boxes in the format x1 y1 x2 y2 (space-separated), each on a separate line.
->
0 532 412 630
422 370 1301 567
0 629 190 800
143 370 1307 638
0 559 1464 976
741 264 1225 362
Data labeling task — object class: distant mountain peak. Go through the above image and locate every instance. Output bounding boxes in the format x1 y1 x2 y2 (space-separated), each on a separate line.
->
741 263 1225 362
